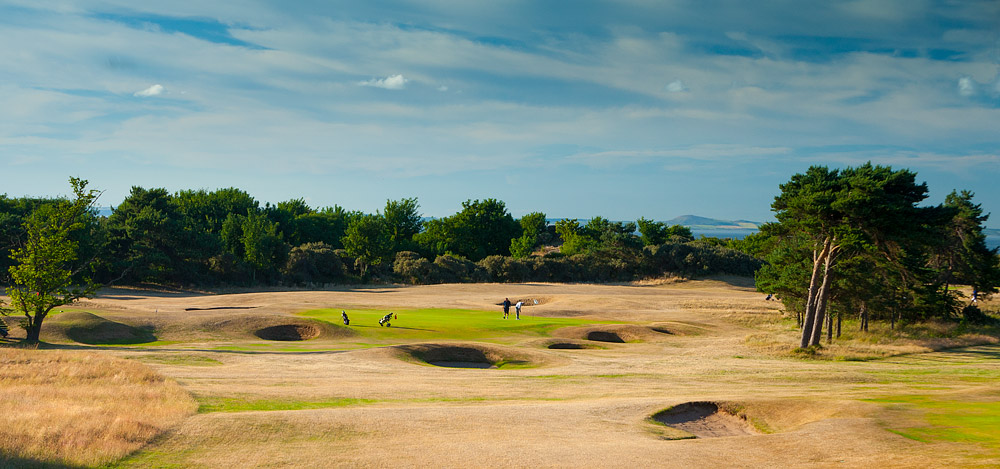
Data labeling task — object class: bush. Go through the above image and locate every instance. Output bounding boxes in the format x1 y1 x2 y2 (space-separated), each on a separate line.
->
961 305 998 326
434 254 482 283
393 251 434 284
208 252 251 285
282 242 344 285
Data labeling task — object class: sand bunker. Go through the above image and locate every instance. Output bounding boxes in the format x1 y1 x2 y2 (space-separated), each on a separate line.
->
651 402 758 438
254 324 321 341
587 331 625 343
397 343 545 369
554 324 675 344
546 341 602 350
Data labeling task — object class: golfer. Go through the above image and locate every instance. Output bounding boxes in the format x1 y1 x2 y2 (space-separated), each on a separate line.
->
514 300 523 320
502 298 511 319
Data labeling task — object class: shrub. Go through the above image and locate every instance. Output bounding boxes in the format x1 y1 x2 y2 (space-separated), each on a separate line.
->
283 242 345 285
393 251 434 284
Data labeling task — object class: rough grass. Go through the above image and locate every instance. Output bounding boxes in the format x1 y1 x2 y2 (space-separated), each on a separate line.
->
0 348 196 467
741 314 1000 361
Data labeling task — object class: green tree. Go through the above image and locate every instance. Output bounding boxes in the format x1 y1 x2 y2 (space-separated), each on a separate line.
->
104 187 198 284
769 163 940 347
636 217 667 246
241 211 288 283
414 199 519 261
175 188 258 235
343 214 392 279
510 212 547 258
383 198 422 252
933 190 1000 303
554 219 596 256
3 178 101 343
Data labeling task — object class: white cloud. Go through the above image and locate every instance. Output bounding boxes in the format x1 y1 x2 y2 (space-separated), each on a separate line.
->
958 76 976 96
437 85 448 92
359 74 408 90
133 84 165 97
665 79 686 92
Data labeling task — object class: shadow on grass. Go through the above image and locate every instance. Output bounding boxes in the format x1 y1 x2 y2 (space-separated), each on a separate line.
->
350 324 438 332
0 455 86 469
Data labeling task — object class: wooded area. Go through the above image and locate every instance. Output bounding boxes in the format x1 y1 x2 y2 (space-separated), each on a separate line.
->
2 163 998 346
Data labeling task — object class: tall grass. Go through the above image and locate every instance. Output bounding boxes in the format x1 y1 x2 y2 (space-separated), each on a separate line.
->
0 348 196 467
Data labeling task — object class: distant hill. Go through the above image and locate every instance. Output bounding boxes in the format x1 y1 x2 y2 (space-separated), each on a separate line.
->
665 215 760 230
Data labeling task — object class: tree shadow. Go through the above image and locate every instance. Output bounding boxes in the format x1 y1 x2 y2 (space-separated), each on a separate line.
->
0 455 87 468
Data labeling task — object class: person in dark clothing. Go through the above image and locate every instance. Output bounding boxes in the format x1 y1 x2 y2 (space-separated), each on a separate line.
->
502 298 511 319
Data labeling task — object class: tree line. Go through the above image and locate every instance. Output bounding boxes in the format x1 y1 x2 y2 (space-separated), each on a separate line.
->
0 182 762 291
2 165 997 345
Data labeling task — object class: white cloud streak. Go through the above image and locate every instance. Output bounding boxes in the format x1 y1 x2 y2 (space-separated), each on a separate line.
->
358 74 408 90
133 84 164 97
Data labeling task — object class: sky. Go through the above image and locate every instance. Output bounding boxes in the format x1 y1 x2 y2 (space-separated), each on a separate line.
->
2 1 999 225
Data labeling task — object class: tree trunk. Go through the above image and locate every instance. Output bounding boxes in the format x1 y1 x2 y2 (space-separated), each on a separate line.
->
24 313 43 343
800 239 831 348
836 309 841 338
810 251 835 347
826 306 833 343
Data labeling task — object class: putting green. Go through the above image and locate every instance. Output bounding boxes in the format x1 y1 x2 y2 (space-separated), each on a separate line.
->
298 308 609 343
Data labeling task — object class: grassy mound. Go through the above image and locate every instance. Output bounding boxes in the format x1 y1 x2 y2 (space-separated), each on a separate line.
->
198 315 354 341
396 343 545 369
46 312 156 345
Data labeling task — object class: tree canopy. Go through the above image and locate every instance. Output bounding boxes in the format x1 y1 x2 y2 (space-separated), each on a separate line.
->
2 178 102 343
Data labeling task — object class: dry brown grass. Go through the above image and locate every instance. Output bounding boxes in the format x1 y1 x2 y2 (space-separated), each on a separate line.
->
1 281 998 467
0 347 197 467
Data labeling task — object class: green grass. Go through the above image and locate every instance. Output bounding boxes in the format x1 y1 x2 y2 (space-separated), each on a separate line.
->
130 354 223 366
299 308 608 343
866 394 1000 452
197 396 379 413
209 344 353 352
91 340 181 347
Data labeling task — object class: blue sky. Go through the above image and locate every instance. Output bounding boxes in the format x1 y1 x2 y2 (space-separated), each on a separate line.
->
2 1 998 225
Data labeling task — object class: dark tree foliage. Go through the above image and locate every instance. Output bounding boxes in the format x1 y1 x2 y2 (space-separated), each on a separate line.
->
637 218 694 245
102 187 206 284
415 199 519 261
759 163 999 347
283 242 344 285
